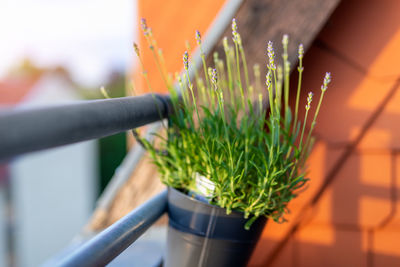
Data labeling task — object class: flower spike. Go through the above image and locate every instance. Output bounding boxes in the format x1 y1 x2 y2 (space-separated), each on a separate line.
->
266 70 272 89
321 72 331 91
140 18 149 36
195 30 201 45
267 41 276 70
298 44 304 60
282 34 289 47
133 43 140 56
211 68 218 90
232 18 239 43
183 51 189 70
306 92 313 110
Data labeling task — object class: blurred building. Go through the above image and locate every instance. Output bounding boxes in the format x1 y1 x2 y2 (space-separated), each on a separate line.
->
0 66 98 266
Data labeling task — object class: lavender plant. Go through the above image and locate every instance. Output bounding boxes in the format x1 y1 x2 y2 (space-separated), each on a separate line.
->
136 18 331 229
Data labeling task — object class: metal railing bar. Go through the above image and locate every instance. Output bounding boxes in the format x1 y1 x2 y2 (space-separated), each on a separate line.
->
57 190 167 267
0 94 170 162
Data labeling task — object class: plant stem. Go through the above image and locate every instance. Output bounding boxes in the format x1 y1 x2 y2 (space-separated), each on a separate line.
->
239 44 250 90
186 72 201 128
283 54 289 120
224 46 235 108
234 43 246 109
136 55 167 129
303 90 326 153
144 34 170 90
299 107 309 150
293 60 303 135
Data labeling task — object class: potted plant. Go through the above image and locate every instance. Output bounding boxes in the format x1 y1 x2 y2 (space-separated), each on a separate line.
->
135 18 331 267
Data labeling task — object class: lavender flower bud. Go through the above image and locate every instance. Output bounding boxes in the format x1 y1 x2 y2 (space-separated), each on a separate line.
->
232 18 238 43
183 51 189 70
141 18 149 36
321 72 331 91
298 44 304 60
266 70 272 89
267 41 276 70
133 43 140 56
282 34 289 47
211 68 218 89
306 92 313 110
195 30 201 45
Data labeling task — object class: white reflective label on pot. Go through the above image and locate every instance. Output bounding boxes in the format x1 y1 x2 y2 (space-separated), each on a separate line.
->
195 173 215 198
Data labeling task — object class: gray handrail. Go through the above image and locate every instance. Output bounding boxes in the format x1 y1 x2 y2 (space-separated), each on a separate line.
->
0 94 170 162
56 190 167 267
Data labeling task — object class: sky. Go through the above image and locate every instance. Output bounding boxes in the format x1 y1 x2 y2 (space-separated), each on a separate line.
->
0 0 136 87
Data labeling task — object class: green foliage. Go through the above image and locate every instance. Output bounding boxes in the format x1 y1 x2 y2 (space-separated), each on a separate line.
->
137 18 331 229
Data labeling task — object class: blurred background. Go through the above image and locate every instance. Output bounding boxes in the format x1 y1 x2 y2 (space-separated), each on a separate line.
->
1 0 400 266
0 0 133 266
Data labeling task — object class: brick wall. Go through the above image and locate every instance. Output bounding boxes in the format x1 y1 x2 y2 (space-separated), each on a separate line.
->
251 1 400 266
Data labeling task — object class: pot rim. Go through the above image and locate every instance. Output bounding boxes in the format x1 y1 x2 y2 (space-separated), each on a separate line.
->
168 186 252 217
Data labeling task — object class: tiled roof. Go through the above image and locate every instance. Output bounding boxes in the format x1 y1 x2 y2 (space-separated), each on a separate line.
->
0 76 40 106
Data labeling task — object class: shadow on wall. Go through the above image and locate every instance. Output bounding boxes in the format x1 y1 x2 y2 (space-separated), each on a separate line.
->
250 0 400 266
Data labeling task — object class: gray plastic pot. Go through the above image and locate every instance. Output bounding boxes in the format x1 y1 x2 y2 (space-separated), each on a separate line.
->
164 187 267 267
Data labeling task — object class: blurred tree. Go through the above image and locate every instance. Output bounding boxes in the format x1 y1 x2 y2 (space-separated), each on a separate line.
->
97 72 127 194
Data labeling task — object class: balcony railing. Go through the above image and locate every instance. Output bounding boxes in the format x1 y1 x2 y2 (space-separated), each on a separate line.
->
0 94 171 266
0 0 248 264
0 94 170 162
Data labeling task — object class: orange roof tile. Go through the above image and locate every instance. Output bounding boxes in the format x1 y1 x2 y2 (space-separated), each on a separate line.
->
0 76 39 106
